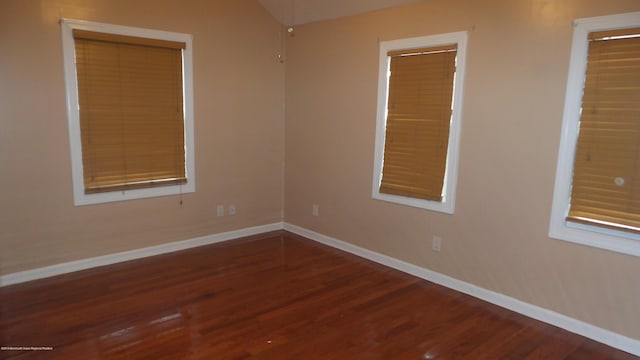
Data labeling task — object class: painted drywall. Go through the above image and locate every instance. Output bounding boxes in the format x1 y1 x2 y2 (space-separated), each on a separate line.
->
2 0 639 346
283 0 640 340
0 0 285 274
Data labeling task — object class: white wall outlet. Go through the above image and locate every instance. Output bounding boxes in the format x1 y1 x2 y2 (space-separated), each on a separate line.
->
216 205 225 217
228 204 236 216
432 235 442 252
312 204 319 217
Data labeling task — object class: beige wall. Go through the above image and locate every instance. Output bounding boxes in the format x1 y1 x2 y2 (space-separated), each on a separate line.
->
0 0 285 273
1 0 639 345
284 0 640 340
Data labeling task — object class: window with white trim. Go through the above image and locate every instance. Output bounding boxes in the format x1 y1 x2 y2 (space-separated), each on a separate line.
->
61 19 195 206
372 32 467 214
549 12 640 256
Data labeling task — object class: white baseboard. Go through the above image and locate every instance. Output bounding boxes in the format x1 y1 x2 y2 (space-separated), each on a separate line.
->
283 223 640 357
0 222 284 287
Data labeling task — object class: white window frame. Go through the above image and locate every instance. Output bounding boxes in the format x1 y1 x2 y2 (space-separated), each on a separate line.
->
549 12 640 257
372 32 467 214
60 19 195 206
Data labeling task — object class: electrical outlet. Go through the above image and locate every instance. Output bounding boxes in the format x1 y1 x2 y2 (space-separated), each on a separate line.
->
312 204 319 217
228 204 236 216
216 205 225 217
432 235 442 252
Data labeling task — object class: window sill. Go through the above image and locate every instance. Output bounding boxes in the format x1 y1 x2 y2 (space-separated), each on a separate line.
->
372 191 454 214
73 182 195 206
549 218 640 257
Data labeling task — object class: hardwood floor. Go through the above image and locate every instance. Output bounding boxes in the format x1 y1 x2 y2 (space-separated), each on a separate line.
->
1 231 637 359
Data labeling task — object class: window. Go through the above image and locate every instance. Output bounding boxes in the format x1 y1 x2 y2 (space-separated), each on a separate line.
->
372 32 467 213
61 19 195 206
549 12 640 256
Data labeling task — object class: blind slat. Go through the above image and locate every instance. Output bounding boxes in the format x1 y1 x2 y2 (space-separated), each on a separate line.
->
380 47 456 201
388 44 457 57
75 33 186 194
73 29 186 49
588 27 640 40
568 29 640 232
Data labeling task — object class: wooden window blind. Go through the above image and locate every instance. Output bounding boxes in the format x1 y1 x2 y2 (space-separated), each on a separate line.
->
379 45 457 201
73 29 187 194
568 28 640 232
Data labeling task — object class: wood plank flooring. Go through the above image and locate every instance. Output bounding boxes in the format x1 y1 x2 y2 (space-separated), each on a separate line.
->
1 231 637 359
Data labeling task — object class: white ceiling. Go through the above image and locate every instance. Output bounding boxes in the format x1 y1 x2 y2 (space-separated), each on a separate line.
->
257 0 426 26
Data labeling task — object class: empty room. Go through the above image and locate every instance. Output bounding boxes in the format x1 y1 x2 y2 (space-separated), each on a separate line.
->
1 0 639 358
